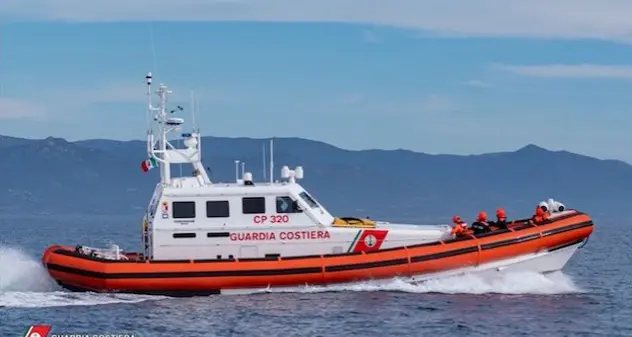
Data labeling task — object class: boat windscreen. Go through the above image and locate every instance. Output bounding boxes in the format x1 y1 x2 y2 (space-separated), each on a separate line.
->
299 191 320 208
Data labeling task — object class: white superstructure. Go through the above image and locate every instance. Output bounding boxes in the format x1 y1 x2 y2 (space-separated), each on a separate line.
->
140 73 453 261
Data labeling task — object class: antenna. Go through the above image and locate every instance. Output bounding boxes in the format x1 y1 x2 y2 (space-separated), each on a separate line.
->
241 162 245 178
196 94 200 133
269 138 274 184
234 160 240 183
148 23 157 76
262 141 267 181
190 90 197 130
145 73 153 135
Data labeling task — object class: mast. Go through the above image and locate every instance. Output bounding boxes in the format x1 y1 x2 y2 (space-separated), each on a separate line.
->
146 74 172 184
144 72 211 187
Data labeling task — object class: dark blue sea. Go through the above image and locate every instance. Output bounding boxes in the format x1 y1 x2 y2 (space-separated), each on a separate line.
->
1 214 630 337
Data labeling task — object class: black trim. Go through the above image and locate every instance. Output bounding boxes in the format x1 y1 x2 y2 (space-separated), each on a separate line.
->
542 222 589 236
47 263 321 278
56 281 220 297
548 239 584 252
173 233 196 239
46 220 593 280
480 233 541 250
207 232 230 238
410 246 479 263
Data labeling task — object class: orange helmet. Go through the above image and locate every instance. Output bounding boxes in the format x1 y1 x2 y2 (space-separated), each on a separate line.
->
496 208 506 219
452 215 461 223
477 211 487 221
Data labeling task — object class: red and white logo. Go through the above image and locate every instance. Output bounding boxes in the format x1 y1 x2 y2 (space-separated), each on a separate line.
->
364 234 377 247
23 325 52 337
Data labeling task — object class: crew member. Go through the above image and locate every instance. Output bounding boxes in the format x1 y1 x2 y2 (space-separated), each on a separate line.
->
451 215 468 236
492 208 508 229
471 211 491 234
531 206 546 225
538 203 551 219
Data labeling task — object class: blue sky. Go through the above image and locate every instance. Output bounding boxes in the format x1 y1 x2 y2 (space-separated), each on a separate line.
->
1 1 632 163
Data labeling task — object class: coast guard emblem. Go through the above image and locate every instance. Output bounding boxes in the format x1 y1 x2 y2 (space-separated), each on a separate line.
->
364 234 377 247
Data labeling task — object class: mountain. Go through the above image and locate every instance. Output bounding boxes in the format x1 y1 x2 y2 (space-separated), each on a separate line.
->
1 134 631 223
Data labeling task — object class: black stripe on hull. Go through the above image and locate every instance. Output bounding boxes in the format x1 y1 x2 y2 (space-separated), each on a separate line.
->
46 220 593 280
56 281 220 297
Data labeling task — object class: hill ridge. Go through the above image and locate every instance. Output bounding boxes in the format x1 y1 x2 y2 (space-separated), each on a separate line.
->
0 134 630 221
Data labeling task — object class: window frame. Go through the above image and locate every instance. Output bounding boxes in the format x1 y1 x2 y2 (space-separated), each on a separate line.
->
172 201 196 219
206 200 230 218
276 196 302 213
299 192 320 208
242 197 266 214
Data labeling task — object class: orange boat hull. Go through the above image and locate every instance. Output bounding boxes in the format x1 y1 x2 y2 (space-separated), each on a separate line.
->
41 211 594 296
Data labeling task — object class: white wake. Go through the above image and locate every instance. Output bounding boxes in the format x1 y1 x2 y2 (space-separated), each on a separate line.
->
0 245 166 308
258 271 582 295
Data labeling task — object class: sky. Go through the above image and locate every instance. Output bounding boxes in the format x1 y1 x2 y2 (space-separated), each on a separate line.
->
0 1 631 163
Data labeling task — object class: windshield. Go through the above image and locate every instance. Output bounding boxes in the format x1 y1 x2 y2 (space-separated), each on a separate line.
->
299 191 320 209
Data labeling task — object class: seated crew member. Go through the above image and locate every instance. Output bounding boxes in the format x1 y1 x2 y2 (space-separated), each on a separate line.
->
538 203 551 219
451 215 468 236
531 206 546 225
490 208 508 229
470 211 491 234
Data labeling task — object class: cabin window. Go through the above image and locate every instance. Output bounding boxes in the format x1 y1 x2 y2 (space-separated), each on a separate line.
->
173 233 196 238
206 201 230 218
276 196 302 213
172 201 196 219
299 192 319 208
242 197 266 214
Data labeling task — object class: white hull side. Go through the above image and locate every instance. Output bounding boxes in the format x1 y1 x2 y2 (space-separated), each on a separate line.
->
220 240 585 295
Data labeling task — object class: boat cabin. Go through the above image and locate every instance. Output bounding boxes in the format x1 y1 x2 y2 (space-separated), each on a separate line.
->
140 73 452 261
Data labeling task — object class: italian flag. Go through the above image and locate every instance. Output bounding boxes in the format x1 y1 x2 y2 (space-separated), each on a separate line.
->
141 157 157 172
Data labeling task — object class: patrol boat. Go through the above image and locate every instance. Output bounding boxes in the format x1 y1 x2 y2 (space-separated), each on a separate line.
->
41 73 595 296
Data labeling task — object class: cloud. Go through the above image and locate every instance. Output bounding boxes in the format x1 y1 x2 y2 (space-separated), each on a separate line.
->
462 80 493 87
0 97 47 120
417 94 458 113
0 82 225 122
492 64 632 79
3 0 632 42
335 92 458 115
33 82 225 111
